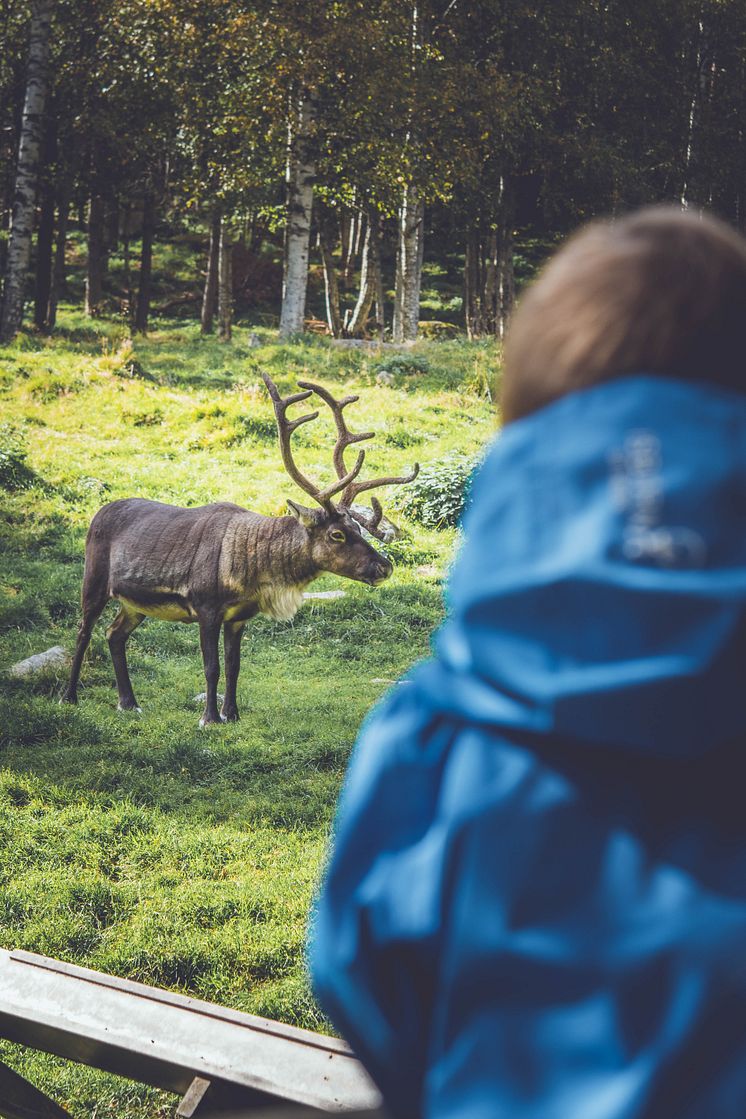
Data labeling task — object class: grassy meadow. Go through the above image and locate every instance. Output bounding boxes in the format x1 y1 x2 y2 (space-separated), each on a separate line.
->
0 306 498 1115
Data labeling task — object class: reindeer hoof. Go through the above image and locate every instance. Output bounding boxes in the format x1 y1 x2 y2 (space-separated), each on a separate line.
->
117 703 142 714
199 714 226 728
59 692 77 706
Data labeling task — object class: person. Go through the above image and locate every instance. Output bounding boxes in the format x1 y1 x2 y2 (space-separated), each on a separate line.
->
308 207 746 1119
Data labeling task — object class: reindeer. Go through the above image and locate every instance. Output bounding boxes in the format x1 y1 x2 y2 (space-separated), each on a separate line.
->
62 374 418 726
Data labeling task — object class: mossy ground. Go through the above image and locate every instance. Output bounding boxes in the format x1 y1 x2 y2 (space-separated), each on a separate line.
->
0 307 498 1116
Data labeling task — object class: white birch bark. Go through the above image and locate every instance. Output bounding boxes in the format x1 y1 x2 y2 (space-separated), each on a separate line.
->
348 210 380 337
217 217 233 343
279 95 315 338
393 185 424 342
201 208 221 334
0 0 53 342
680 14 707 210
319 223 343 337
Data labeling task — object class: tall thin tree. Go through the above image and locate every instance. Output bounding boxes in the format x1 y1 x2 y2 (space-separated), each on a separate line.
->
0 0 53 342
279 93 315 338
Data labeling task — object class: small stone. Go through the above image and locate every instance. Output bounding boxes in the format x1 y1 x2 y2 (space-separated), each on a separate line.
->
416 564 440 578
303 590 347 600
9 646 68 677
376 371 395 386
193 692 225 705
248 332 262 348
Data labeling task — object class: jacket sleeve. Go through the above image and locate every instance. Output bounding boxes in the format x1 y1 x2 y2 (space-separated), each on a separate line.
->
308 685 457 1118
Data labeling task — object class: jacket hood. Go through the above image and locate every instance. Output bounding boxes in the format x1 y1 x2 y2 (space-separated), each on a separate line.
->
420 374 746 755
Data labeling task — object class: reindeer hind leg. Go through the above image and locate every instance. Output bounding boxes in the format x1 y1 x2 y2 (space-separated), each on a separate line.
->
107 606 146 711
61 563 110 705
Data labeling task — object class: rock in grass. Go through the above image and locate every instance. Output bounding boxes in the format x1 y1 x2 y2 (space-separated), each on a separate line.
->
10 646 68 677
302 590 347 600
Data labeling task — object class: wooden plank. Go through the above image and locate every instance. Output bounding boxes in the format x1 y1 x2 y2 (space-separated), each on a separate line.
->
0 950 381 1113
202 1111 387 1119
176 1076 212 1117
0 1056 72 1119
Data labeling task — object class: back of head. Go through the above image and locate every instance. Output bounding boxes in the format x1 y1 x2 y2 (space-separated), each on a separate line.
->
502 207 746 423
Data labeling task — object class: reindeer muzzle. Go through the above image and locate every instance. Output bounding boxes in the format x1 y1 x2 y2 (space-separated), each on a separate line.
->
369 559 393 586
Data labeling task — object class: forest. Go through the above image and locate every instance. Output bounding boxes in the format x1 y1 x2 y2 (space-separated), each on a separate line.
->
2 0 746 344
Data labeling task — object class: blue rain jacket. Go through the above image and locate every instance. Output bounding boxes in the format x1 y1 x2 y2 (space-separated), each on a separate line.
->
309 375 746 1119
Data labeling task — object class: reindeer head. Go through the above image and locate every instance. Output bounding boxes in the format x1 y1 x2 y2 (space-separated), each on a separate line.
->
262 373 419 586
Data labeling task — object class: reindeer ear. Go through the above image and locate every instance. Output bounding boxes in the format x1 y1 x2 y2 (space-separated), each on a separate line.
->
287 499 318 528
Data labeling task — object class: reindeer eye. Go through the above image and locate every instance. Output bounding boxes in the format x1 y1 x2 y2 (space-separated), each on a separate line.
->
330 529 346 543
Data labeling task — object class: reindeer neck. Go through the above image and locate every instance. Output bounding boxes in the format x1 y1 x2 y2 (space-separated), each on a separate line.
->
264 515 320 587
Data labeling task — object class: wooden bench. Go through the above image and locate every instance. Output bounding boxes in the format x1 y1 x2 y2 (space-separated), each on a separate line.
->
0 949 382 1118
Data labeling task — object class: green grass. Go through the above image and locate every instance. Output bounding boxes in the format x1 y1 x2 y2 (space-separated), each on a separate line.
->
0 308 498 1116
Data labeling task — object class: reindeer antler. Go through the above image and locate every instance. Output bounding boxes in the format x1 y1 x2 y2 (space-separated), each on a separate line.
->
296 379 420 538
262 372 365 508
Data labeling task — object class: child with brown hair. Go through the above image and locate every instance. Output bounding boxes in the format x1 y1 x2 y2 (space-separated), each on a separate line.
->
310 208 746 1119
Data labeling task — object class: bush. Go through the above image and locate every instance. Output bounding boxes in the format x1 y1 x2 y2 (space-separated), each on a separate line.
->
372 353 430 379
228 415 278 444
393 452 477 528
384 425 424 449
418 320 460 341
0 425 35 490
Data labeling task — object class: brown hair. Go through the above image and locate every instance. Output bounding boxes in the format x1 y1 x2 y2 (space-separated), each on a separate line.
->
501 207 746 423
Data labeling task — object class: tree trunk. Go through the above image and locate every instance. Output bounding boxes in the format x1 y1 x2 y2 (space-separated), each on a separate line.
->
496 175 515 337
463 178 515 339
319 212 343 337
340 211 352 288
342 208 364 289
105 199 119 255
248 211 266 252
0 0 53 342
46 180 70 331
373 233 385 341
393 185 424 343
134 192 154 334
121 200 132 321
279 94 315 338
680 14 709 209
217 217 233 342
464 226 481 339
348 209 381 338
85 192 106 316
201 208 220 335
33 132 56 330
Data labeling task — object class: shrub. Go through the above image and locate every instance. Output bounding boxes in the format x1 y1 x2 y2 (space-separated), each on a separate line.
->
418 320 460 341
384 426 424 449
0 425 34 490
393 452 477 528
228 415 278 444
372 353 430 379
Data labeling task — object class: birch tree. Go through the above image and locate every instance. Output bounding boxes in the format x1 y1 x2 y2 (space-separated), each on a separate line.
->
0 0 53 342
348 209 383 338
393 185 424 341
279 92 315 338
217 216 233 342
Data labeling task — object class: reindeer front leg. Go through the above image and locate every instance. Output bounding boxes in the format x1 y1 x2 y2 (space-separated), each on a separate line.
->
198 614 223 726
221 620 247 722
